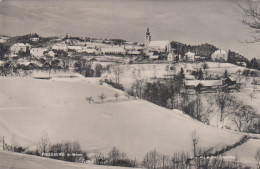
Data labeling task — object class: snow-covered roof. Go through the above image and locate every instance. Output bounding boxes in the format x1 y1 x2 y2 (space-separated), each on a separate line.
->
184 80 222 87
149 55 160 59
68 46 82 50
101 47 126 53
128 51 141 55
124 45 134 50
213 49 227 55
17 43 26 46
134 46 143 50
149 40 170 49
185 52 195 56
30 48 48 51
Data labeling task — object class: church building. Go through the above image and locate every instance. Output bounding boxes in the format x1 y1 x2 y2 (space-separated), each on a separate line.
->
144 28 172 59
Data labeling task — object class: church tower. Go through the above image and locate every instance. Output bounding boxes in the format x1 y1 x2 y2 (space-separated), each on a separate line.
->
145 27 151 47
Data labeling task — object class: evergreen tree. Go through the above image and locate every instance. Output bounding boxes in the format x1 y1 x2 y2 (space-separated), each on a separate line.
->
223 69 229 78
198 68 203 80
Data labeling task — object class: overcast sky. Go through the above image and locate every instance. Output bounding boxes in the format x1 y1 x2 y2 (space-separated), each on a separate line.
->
0 0 259 58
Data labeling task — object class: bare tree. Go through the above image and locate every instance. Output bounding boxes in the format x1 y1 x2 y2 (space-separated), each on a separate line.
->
142 149 162 169
86 96 93 104
256 149 260 169
215 92 240 122
124 93 131 99
99 93 106 103
192 130 199 158
108 147 121 165
232 105 258 132
250 91 255 101
114 67 123 85
37 135 50 156
239 0 260 42
114 93 119 101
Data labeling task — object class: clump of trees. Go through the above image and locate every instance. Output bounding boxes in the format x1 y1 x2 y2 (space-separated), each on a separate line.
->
73 59 104 77
36 135 88 162
95 147 137 168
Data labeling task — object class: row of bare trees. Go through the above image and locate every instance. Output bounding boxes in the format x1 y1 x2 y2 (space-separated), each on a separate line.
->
94 147 137 167
142 131 259 169
36 135 88 162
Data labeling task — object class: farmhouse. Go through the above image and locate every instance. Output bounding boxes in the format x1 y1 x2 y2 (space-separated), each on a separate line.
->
10 43 31 56
30 48 48 58
167 53 175 62
184 52 195 62
30 37 40 42
212 49 228 62
184 80 223 92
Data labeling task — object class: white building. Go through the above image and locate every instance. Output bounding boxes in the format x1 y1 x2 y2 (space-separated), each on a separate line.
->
30 48 48 58
124 45 135 51
10 43 31 57
148 40 171 53
167 53 175 62
48 51 55 57
144 28 171 57
184 52 195 62
30 37 40 42
52 45 68 52
101 47 126 55
211 49 228 62
128 51 141 55
67 46 82 52
82 47 97 54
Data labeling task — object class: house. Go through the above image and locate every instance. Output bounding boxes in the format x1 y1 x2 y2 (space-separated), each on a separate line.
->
212 49 228 62
222 77 237 86
92 39 103 43
30 37 40 42
134 46 143 51
30 48 48 58
52 45 68 52
149 54 160 60
48 51 55 57
184 80 223 92
82 47 97 54
195 56 200 61
124 45 135 51
184 52 195 62
128 51 141 55
10 43 31 57
100 47 126 55
167 53 175 62
67 46 82 52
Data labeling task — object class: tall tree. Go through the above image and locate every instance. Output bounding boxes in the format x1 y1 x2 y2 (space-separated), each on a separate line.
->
240 0 260 42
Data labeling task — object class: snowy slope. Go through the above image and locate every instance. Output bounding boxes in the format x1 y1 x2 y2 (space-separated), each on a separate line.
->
0 77 254 162
0 151 139 169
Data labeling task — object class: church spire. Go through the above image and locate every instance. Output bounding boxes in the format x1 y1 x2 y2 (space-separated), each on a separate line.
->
146 27 150 36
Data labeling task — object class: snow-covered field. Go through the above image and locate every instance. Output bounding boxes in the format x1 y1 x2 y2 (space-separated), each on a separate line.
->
0 151 139 169
0 76 258 163
101 62 249 90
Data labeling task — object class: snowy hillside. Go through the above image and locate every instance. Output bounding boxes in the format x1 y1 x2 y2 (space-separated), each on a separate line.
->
0 151 139 169
0 77 257 163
